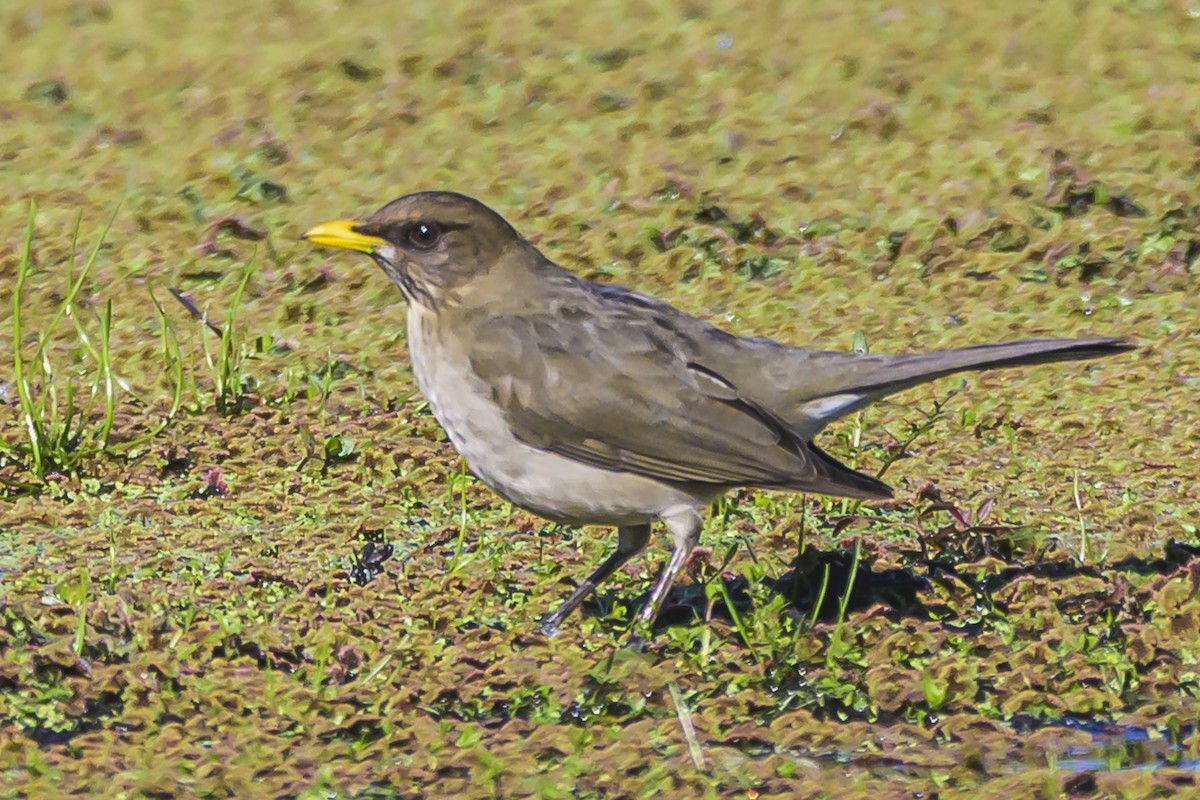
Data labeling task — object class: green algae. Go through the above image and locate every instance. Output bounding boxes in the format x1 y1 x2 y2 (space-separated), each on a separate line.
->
2 0 1199 797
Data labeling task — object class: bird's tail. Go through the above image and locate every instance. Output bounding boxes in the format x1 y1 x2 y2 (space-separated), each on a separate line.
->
792 336 1135 432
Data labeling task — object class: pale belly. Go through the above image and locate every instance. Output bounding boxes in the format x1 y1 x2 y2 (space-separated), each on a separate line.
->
405 310 711 526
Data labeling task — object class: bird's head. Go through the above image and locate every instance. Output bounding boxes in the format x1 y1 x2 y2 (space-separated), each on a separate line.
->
303 191 524 309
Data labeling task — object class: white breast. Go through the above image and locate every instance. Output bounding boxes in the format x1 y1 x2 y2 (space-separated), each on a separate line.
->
404 306 708 526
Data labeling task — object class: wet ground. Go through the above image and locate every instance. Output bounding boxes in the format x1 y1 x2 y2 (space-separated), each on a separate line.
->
2 0 1199 797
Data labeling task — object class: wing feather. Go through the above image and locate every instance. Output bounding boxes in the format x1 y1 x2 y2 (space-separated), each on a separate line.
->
467 302 891 499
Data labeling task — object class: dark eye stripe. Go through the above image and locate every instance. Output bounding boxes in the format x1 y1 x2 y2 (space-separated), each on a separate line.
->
360 220 470 247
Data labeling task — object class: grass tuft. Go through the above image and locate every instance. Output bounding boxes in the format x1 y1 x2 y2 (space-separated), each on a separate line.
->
1 202 183 494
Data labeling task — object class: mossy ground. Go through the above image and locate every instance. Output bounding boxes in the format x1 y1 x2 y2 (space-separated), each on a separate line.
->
2 0 1199 797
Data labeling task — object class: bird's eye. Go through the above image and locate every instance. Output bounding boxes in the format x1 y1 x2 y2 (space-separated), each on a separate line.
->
405 221 442 250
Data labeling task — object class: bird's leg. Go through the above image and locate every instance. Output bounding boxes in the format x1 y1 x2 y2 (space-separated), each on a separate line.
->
627 507 703 648
540 523 651 636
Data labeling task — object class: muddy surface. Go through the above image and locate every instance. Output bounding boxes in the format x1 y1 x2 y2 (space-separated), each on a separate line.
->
2 0 1198 796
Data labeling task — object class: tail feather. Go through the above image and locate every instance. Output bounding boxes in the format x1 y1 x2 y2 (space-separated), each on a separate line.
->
791 336 1134 434
859 336 1135 391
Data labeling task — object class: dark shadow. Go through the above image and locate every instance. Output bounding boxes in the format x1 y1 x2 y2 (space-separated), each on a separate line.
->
576 538 1200 633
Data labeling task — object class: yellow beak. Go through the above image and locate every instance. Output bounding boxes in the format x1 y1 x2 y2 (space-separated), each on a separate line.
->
301 220 388 253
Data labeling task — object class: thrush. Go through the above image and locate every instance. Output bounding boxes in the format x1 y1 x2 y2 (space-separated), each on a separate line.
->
304 191 1133 641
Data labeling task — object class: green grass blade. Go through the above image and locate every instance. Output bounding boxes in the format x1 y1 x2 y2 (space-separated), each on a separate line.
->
34 205 121 366
807 562 832 633
826 540 862 666
98 299 116 447
715 576 760 664
12 201 44 477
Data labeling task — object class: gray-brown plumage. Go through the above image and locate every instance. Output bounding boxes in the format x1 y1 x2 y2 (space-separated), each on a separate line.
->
304 191 1134 642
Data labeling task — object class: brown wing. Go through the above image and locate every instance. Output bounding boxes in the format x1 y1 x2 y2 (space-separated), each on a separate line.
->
584 284 1133 438
467 308 891 500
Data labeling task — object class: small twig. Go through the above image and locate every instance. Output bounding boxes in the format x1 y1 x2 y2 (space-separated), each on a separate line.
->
667 681 706 770
168 288 223 336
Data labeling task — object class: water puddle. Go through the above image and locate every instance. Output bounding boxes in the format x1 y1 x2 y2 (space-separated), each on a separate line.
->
1042 719 1200 774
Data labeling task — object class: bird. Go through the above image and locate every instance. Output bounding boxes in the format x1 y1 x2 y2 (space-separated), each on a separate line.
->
303 191 1133 643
